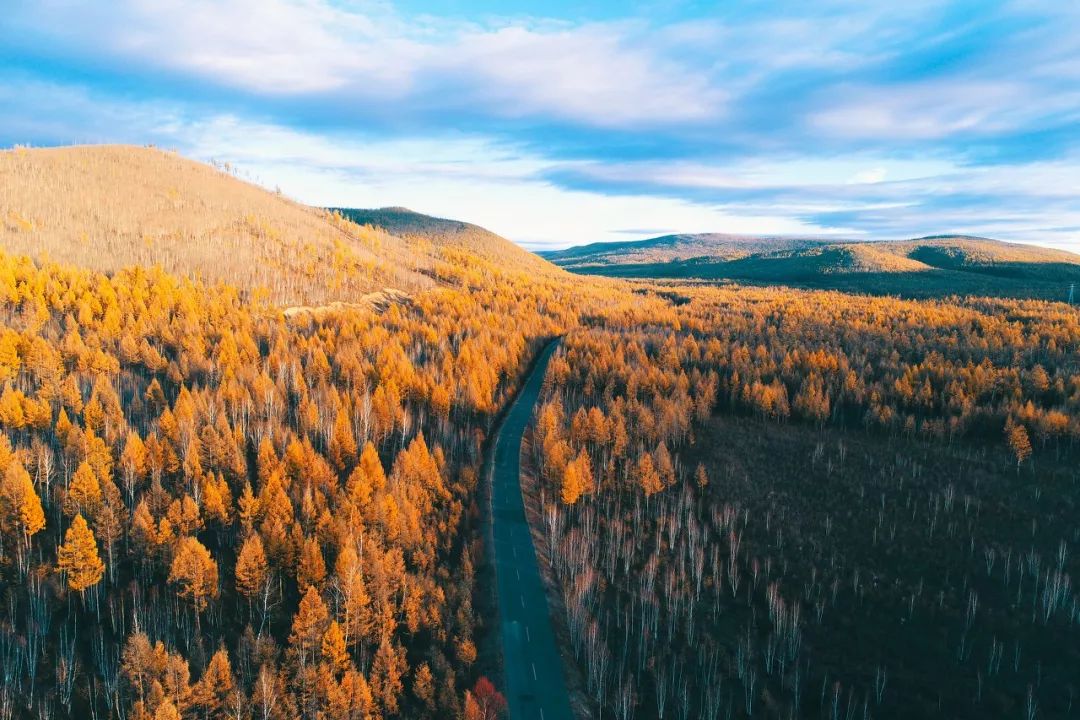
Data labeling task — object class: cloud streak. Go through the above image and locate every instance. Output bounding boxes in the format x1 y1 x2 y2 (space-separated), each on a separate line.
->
5 0 724 128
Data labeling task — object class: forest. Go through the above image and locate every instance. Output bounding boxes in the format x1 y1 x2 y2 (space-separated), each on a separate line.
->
0 233 588 719
529 286 1080 719
1 145 1079 720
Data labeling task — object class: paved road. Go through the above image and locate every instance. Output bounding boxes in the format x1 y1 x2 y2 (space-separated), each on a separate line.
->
490 340 574 720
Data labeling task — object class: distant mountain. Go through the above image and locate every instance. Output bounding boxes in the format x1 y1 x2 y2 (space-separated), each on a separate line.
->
540 232 833 267
545 233 1080 300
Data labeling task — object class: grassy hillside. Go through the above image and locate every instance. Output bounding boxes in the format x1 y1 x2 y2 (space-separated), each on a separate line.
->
0 145 450 306
548 233 1080 300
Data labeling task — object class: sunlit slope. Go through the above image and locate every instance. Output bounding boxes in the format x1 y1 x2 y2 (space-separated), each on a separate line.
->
334 206 558 275
895 236 1080 278
0 145 440 305
549 232 1080 299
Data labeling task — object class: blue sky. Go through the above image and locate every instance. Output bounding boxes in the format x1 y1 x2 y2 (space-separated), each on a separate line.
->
2 1 1079 250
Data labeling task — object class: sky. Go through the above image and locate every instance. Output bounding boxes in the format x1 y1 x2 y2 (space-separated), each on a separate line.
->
2 1 1079 251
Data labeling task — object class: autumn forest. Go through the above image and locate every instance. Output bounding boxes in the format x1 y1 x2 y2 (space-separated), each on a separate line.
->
0 145 1078 720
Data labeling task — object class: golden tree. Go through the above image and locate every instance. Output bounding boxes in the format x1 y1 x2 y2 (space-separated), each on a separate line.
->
64 460 103 517
289 585 330 669
56 514 105 592
235 533 269 601
413 662 436 715
153 698 181 720
191 646 234 719
333 544 372 650
169 536 219 618
321 620 350 674
370 639 405 716
0 458 45 548
1007 421 1033 469
637 453 663 498
328 408 358 472
560 451 591 506
297 535 327 590
357 442 387 492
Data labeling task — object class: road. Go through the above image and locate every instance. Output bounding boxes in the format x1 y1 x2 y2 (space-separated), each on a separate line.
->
490 340 574 720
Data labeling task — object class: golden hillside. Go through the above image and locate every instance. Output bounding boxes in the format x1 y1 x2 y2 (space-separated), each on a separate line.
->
0 145 448 306
335 206 557 274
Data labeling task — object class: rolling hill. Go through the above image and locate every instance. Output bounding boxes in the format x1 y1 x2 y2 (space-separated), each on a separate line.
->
0 145 553 308
545 233 1080 300
333 206 554 273
540 232 833 266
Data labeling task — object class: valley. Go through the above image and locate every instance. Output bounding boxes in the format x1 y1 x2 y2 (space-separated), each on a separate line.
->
6 3 1079 719
0 145 1077 720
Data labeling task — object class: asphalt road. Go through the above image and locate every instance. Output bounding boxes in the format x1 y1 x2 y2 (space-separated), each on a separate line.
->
490 340 574 720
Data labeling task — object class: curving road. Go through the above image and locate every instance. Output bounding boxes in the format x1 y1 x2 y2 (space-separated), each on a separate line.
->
490 340 574 720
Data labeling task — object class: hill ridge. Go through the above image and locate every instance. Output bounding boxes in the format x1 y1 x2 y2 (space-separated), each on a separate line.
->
545 231 1080 300
0 144 557 306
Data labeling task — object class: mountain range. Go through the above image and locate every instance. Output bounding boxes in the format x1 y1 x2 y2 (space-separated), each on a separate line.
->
540 232 1080 299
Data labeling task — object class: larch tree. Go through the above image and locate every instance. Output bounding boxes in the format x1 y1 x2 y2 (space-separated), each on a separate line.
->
237 481 259 534
297 535 327 590
413 663 436 716
326 669 373 720
191 646 234 720
64 460 103 517
0 457 45 566
0 386 25 429
329 408 358 472
1007 421 1033 469
169 536 219 623
333 544 372 652
463 692 483 720
56 514 105 592
290 585 330 670
235 532 269 601
357 442 387 493
321 620 350 674
561 456 586 506
637 453 663 498
371 639 406 716
561 449 593 505
654 443 675 488
154 698 181 720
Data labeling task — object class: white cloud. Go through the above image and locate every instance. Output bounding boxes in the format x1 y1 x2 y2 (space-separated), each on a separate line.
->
170 117 831 246
7 0 723 127
848 167 887 184
811 81 1027 140
564 157 956 190
450 24 726 125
